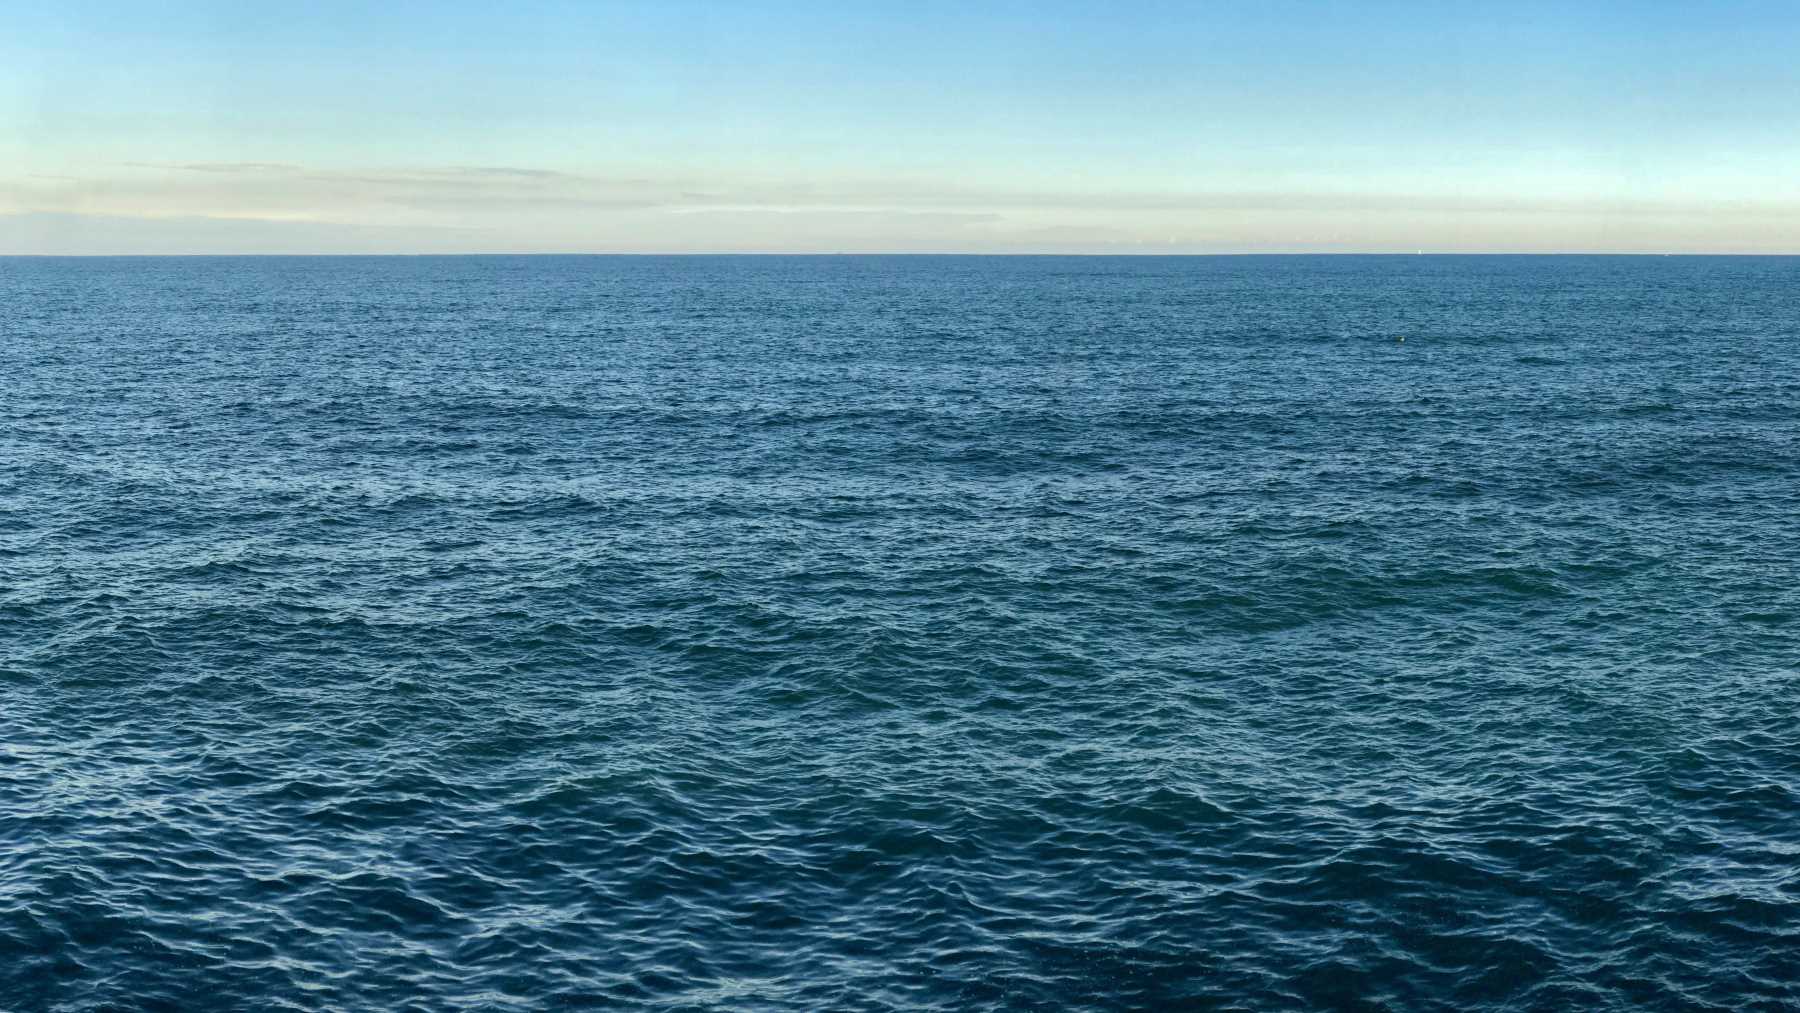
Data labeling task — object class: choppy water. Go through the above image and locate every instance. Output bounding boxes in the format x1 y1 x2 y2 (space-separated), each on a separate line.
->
4 255 1799 1011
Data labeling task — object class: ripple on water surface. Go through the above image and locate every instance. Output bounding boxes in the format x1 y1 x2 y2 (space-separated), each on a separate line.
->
2 255 1798 1011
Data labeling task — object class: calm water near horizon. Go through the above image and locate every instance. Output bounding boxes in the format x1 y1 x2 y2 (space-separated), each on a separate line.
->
3 255 1798 1010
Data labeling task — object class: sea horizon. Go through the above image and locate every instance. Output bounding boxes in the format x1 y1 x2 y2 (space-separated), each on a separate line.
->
7 250 1800 258
11 2 1800 1008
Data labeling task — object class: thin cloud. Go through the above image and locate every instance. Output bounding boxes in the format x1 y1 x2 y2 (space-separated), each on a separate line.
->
123 161 303 174
381 194 665 211
432 167 573 180
74 164 1800 221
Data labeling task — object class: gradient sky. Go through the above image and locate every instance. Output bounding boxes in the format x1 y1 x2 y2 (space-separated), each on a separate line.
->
5 1 1800 253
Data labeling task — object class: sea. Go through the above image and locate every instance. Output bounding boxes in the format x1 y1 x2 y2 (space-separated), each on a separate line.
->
3 254 1797 1011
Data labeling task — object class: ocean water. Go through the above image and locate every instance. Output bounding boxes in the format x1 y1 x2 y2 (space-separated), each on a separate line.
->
3 254 1798 1011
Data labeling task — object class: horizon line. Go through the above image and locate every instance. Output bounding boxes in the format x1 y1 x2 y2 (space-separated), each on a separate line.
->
6 251 1800 259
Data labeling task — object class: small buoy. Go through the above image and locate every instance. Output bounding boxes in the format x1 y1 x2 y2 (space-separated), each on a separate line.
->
1397 336 1405 344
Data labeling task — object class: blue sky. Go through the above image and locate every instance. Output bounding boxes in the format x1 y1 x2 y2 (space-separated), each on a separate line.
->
5 1 1799 252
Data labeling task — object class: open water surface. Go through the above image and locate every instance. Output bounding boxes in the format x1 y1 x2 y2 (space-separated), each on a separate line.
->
3 255 1798 1010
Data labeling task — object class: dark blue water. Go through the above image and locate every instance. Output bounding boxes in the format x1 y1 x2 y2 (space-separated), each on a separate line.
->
4 255 1798 1011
